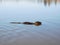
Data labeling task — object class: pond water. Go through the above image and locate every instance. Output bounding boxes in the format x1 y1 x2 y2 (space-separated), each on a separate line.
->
0 0 60 45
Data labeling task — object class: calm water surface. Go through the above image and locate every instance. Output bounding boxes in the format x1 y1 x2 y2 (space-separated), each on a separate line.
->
0 0 60 45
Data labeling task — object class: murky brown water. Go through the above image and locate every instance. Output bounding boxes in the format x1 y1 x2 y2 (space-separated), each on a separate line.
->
0 0 60 45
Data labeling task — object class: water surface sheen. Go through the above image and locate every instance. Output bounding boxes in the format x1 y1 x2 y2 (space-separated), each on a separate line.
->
0 0 60 45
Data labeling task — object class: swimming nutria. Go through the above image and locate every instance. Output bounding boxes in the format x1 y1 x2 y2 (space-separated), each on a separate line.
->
10 21 42 26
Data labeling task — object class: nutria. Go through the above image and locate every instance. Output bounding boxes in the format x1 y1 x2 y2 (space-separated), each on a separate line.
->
10 21 42 26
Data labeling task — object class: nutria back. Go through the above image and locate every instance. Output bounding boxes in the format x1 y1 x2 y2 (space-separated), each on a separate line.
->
23 22 34 24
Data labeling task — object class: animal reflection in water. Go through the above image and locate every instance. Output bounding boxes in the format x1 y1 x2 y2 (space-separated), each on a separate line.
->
10 21 42 26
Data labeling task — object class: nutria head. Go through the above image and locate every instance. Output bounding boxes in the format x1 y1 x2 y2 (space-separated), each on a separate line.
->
34 21 42 26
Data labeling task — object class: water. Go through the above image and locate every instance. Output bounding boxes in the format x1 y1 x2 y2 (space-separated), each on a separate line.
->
0 0 60 45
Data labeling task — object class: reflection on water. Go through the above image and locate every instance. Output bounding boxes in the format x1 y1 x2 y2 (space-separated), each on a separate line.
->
0 0 60 45
43 0 60 6
0 0 60 6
